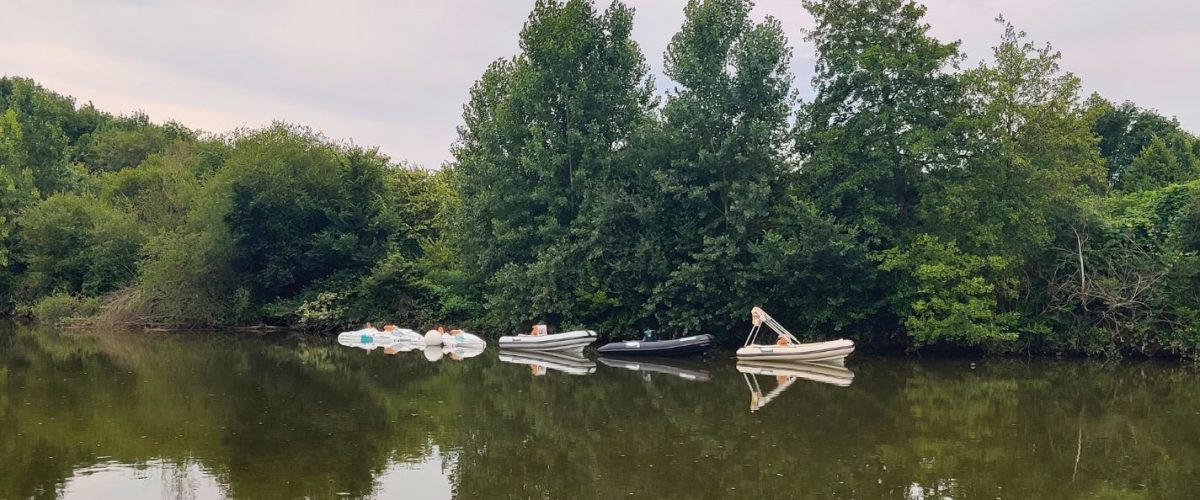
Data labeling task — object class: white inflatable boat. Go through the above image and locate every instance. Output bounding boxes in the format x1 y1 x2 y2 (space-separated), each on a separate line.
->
735 308 854 364
498 325 596 352
441 329 486 348
387 326 425 343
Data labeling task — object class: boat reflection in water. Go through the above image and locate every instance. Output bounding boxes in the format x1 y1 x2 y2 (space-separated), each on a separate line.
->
597 356 712 381
499 350 596 376
336 333 391 352
420 345 485 362
381 341 426 355
443 345 485 361
736 360 854 412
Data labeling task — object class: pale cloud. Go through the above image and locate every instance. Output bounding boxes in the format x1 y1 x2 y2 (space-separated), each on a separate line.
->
2 0 1196 168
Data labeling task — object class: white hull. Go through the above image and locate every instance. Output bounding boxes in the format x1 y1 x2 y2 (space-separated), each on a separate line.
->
736 338 855 363
442 331 486 348
390 328 424 343
497 330 596 352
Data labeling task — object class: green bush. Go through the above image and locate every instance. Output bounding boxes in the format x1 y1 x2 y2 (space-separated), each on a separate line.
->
32 293 100 324
879 234 1020 348
18 193 143 297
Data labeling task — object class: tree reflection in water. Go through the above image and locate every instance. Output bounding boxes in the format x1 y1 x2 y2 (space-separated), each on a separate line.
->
2 322 1199 499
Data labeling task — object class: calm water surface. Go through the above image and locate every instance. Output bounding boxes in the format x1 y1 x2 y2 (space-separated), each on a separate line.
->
2 322 1199 499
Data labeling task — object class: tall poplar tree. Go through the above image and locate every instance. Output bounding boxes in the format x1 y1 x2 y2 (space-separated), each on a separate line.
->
451 0 654 329
645 0 798 332
795 0 964 249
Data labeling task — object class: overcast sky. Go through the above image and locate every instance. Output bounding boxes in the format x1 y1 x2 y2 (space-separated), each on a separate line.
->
3 0 1197 168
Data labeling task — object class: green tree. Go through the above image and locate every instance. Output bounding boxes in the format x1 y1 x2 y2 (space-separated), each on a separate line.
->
98 142 212 232
0 112 23 268
918 20 1104 335
0 77 84 195
78 112 196 172
216 126 397 306
0 112 41 308
17 193 143 296
0 172 16 267
1119 133 1200 192
641 0 820 333
795 0 964 249
878 234 1019 347
1086 95 1188 185
452 0 654 330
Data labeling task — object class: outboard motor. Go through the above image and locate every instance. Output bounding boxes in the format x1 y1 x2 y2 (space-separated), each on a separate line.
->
641 329 659 342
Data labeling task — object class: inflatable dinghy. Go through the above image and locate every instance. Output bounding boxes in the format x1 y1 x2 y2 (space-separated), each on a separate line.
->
423 327 485 348
736 308 854 364
597 331 714 356
736 339 855 363
498 325 596 352
385 326 424 343
441 330 486 348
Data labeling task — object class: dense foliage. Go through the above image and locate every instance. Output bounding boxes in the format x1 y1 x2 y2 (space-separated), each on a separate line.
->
3 0 1200 356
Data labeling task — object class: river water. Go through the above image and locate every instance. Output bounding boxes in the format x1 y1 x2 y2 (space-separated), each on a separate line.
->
2 322 1198 499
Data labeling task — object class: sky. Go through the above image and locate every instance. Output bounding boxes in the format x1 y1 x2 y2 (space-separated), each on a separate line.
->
2 0 1197 169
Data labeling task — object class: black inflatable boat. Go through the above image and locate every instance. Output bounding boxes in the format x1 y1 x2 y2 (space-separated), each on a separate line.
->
597 331 715 356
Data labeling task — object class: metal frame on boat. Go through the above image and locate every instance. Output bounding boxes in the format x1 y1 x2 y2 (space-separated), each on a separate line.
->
735 307 854 364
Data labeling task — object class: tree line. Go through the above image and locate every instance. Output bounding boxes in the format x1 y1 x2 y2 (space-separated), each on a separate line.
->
3 0 1200 357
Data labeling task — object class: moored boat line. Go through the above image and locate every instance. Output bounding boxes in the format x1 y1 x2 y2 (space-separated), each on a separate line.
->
333 314 859 411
